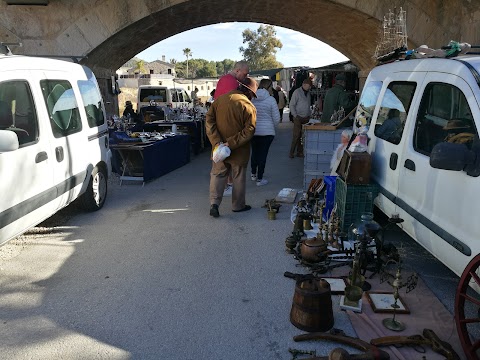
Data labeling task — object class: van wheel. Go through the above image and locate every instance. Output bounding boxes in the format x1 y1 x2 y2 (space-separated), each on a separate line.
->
80 166 107 211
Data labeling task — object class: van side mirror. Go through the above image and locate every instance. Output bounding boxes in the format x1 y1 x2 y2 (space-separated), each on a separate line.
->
430 141 480 177
0 130 19 152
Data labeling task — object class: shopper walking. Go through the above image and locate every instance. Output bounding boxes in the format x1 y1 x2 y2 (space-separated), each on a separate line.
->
206 77 258 218
289 78 312 158
250 79 280 186
214 60 250 196
276 86 287 122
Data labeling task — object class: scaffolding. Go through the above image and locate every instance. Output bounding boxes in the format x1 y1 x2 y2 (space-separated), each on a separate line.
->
374 7 408 60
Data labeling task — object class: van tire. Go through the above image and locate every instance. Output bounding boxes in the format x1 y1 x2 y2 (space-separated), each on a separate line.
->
80 166 107 211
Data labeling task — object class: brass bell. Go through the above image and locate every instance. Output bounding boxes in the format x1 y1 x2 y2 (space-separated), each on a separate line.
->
303 218 313 230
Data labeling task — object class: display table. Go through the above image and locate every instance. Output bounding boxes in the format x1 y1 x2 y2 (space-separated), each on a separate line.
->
110 134 190 185
139 119 206 154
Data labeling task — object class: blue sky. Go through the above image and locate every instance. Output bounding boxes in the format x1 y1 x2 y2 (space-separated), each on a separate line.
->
136 22 349 68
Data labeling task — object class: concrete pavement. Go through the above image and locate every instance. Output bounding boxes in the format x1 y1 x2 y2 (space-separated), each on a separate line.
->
0 112 463 359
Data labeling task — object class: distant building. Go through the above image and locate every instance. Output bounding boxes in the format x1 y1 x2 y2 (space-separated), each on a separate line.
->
117 55 176 88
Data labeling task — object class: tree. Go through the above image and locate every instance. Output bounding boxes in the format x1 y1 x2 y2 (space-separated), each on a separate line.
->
133 59 147 74
175 59 218 78
183 48 192 78
196 60 217 78
170 58 177 64
239 25 283 70
175 62 187 78
216 59 235 75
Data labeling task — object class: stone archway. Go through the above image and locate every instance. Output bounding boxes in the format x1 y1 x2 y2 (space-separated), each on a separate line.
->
1 0 479 112
2 0 478 71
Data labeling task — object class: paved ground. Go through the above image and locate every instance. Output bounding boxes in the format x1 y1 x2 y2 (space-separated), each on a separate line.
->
0 112 464 359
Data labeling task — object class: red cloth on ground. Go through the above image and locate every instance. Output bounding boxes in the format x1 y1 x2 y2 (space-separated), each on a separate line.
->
325 267 464 359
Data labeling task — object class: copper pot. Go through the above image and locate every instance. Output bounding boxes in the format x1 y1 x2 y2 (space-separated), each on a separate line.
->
300 238 328 263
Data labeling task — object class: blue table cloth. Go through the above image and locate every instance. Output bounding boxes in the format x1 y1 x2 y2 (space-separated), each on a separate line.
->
110 134 190 182
140 120 206 154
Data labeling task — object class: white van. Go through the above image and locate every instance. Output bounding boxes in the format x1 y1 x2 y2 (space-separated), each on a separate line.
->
355 55 480 279
137 85 191 110
0 53 111 245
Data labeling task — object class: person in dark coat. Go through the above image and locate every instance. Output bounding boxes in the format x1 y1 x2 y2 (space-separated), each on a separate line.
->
123 101 136 119
320 74 356 123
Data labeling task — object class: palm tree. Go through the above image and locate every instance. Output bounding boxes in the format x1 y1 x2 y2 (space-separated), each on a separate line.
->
183 48 192 78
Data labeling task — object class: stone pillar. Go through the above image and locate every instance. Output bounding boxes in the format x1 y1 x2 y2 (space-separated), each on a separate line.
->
357 70 371 92
89 65 119 119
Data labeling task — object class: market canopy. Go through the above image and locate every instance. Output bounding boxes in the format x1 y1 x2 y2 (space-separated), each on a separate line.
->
248 68 284 80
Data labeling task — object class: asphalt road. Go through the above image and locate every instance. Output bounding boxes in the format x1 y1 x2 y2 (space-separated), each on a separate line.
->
0 115 464 359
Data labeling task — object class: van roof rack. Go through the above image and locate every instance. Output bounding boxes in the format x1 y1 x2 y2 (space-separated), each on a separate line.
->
442 44 480 55
376 42 480 65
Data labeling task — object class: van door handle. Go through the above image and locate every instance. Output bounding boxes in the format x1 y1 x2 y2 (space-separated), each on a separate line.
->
389 153 398 170
55 146 64 162
35 151 48 163
404 159 416 171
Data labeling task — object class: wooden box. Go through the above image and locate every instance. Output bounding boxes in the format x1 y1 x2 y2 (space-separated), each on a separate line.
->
336 150 371 184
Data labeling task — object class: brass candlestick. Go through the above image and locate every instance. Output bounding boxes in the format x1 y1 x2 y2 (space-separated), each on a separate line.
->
341 246 365 312
381 260 418 331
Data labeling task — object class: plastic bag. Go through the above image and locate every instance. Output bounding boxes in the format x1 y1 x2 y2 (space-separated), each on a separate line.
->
212 142 231 163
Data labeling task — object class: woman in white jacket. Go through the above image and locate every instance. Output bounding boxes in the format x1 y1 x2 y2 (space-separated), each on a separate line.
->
250 79 281 186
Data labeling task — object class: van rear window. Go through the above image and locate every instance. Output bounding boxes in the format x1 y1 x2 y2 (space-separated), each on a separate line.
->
0 80 38 147
140 88 167 103
41 80 82 138
78 80 104 128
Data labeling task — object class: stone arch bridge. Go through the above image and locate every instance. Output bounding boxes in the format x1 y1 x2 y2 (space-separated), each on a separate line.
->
1 0 478 114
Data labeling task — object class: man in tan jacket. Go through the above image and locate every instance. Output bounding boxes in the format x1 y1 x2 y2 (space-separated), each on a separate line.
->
206 77 258 217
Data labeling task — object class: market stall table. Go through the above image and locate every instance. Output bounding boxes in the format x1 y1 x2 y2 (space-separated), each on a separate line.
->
139 119 207 154
110 134 190 185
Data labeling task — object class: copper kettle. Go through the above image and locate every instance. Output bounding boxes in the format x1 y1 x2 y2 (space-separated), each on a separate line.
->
300 237 328 263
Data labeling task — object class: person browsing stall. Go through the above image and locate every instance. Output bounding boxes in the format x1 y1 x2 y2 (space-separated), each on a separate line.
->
123 100 137 121
276 86 287 122
250 79 280 186
289 78 312 158
206 77 258 218
191 87 199 106
320 73 356 123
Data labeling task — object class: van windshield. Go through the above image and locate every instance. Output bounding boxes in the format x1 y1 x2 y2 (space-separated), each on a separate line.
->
140 88 167 103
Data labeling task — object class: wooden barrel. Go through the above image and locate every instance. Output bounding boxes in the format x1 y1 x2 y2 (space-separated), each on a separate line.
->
290 278 334 332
